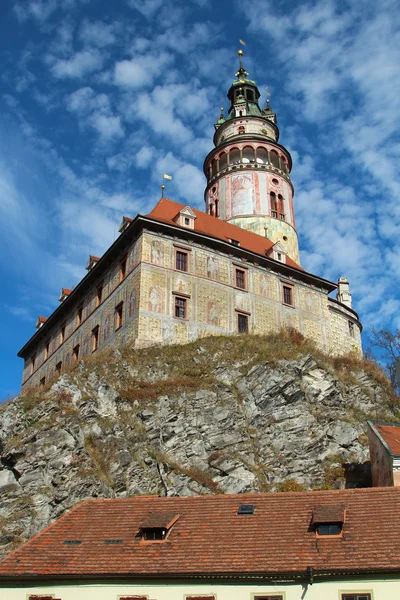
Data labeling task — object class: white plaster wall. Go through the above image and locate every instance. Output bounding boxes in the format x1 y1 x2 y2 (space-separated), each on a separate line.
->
1 577 399 600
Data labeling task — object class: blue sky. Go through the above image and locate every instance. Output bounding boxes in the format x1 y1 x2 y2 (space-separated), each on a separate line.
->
0 0 399 398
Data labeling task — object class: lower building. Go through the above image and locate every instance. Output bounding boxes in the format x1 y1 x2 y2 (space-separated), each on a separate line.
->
368 421 400 486
0 488 399 599
18 199 362 390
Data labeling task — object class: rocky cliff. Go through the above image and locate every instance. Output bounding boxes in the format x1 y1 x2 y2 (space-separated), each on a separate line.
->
0 332 398 556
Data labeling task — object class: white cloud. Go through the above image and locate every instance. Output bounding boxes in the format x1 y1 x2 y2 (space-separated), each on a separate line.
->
79 20 119 47
51 49 105 78
114 52 173 89
66 88 124 140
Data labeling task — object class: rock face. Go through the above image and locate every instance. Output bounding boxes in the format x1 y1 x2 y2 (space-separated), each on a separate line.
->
0 334 396 556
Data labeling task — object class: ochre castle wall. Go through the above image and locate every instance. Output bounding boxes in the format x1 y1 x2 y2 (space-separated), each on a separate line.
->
22 230 362 391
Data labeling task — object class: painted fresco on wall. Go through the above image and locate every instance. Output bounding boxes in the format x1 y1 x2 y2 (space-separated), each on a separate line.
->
260 274 269 297
151 240 163 266
103 314 111 341
303 292 314 313
128 289 136 317
207 256 219 280
148 285 163 313
207 301 220 326
231 173 255 216
130 243 139 269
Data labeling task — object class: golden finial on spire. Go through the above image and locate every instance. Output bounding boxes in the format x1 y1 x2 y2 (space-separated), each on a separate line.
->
236 40 248 81
161 184 165 197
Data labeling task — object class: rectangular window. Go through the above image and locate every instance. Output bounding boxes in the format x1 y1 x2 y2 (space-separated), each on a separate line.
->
237 313 249 334
176 250 188 272
349 321 355 337
235 268 246 290
73 344 80 362
254 596 284 600
283 285 293 306
96 283 103 306
39 377 46 387
44 340 50 361
91 325 99 352
115 302 124 330
279 213 285 220
55 361 62 374
30 354 36 375
174 296 187 319
77 304 83 327
341 595 371 600
119 255 127 282
60 323 66 345
184 217 190 226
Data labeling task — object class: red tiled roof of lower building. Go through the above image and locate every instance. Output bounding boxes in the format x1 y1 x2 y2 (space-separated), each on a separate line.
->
1 488 400 578
375 424 400 455
147 198 303 271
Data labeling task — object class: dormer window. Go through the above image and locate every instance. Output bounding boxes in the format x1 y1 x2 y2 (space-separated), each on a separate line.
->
140 513 179 543
59 288 72 303
118 216 133 234
174 206 196 229
316 523 343 536
312 505 345 537
230 239 240 247
268 241 287 264
86 255 100 271
36 316 47 330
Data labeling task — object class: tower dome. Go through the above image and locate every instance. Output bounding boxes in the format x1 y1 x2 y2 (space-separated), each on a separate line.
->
203 50 300 265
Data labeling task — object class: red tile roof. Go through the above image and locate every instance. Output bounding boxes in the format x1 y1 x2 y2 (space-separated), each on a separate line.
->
1 488 400 578
37 316 47 324
61 288 72 295
374 424 400 455
147 198 303 271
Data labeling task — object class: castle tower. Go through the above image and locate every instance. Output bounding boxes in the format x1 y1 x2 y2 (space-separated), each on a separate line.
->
203 50 300 265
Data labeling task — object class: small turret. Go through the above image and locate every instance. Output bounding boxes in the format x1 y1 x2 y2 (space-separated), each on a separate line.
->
336 276 352 308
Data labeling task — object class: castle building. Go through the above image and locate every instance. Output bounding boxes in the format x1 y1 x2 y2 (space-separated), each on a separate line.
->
18 51 362 390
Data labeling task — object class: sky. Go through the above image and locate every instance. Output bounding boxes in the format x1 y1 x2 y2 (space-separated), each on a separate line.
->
0 0 399 398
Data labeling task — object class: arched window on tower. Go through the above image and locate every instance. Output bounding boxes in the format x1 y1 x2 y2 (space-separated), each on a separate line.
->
238 125 245 135
270 151 280 169
246 89 255 102
278 194 285 220
219 152 227 171
229 148 240 166
212 158 218 177
270 192 278 218
215 198 219 218
281 158 288 173
242 146 255 164
256 147 268 165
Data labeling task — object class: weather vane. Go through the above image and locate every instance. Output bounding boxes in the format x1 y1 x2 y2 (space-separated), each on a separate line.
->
265 85 271 105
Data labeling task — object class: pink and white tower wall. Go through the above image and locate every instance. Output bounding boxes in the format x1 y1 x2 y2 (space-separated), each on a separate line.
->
203 50 300 265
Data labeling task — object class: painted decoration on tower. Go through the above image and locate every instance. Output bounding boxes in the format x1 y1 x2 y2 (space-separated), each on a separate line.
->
148 285 163 313
207 301 220 326
103 315 111 341
151 240 163 266
231 173 255 216
128 289 136 317
207 256 219 280
130 242 139 269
